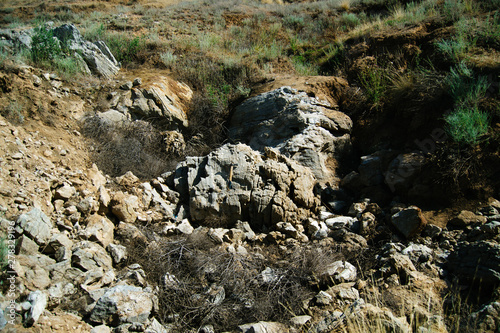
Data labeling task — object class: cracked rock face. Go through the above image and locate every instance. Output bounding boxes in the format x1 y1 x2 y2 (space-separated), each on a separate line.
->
174 143 319 231
228 87 352 183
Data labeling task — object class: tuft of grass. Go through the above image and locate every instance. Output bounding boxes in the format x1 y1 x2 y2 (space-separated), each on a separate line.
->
358 66 388 110
160 50 177 68
446 62 490 107
445 106 489 145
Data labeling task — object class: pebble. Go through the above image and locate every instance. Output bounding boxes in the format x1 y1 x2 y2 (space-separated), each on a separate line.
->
11 152 23 159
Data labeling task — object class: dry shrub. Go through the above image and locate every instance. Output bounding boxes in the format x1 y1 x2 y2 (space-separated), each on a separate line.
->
125 235 350 331
80 115 180 179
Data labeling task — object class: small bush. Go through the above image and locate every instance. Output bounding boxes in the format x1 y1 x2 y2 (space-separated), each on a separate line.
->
31 25 61 64
1 101 24 124
358 66 387 109
339 13 361 30
81 117 179 178
445 106 489 145
160 50 177 68
105 32 146 65
435 39 468 63
446 62 490 107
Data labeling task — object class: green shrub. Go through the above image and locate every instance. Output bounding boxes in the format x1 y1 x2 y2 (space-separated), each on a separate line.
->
105 32 146 65
445 106 489 144
31 25 61 64
52 56 87 79
160 50 177 68
283 15 305 30
435 38 468 63
339 12 361 30
446 62 490 107
292 55 319 76
358 66 387 109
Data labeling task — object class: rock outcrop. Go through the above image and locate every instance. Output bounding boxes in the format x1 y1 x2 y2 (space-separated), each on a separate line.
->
174 143 320 230
229 87 352 183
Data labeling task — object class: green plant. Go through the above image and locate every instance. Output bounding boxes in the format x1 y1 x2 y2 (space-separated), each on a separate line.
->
81 22 106 42
52 56 86 79
446 62 490 107
358 67 387 109
435 39 468 63
105 32 146 65
31 25 61 64
160 50 177 68
339 12 361 30
292 55 319 76
445 106 489 144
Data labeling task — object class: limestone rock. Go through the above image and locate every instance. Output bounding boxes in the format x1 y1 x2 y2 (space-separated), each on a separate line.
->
321 261 357 283
84 214 115 248
446 241 500 287
175 143 319 231
238 321 289 333
54 184 76 200
229 87 352 183
107 244 128 265
16 208 53 246
385 153 425 193
72 241 113 272
90 284 153 325
111 192 139 223
449 210 488 228
24 290 47 327
52 24 120 78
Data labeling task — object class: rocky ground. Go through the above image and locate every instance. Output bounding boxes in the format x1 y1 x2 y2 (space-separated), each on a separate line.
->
1 1 500 333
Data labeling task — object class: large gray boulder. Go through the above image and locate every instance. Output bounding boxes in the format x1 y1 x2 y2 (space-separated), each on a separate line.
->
174 143 319 231
90 284 153 325
16 208 53 246
52 24 120 78
229 87 352 183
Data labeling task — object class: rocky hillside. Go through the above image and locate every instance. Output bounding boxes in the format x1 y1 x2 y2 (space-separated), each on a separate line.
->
1 0 500 332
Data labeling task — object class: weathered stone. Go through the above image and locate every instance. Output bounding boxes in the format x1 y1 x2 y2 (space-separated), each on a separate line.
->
360 212 376 235
44 233 73 257
176 219 194 235
72 241 113 272
91 325 112 333
315 290 333 305
325 216 357 230
229 87 352 183
84 214 115 248
391 206 427 238
16 208 53 246
111 192 139 223
24 290 47 327
449 210 488 228
238 321 289 333
290 315 312 326
52 24 120 78
175 143 319 231
321 261 357 283
54 184 76 200
107 244 128 265
16 234 39 255
90 284 153 325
